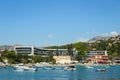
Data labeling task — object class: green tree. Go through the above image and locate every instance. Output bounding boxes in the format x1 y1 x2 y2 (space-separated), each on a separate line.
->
97 40 108 50
16 54 23 63
67 44 73 57
116 42 120 55
108 44 118 54
22 59 28 64
75 51 82 62
48 52 53 58
4 51 17 64
74 42 90 62
32 55 42 63
56 47 59 56
110 52 118 61
0 56 3 62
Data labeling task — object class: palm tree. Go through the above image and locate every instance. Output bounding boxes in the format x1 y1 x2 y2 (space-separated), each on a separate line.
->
56 46 59 56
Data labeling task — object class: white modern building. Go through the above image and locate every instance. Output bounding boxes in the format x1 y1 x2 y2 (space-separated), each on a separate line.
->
14 46 35 56
13 46 73 56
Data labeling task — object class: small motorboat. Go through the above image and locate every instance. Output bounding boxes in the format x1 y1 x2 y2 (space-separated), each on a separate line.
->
96 68 106 72
43 66 55 70
64 66 76 71
14 64 37 72
86 66 94 69
15 68 24 72
54 66 63 70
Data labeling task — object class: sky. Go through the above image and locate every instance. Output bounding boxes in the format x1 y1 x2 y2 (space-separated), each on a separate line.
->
0 0 120 47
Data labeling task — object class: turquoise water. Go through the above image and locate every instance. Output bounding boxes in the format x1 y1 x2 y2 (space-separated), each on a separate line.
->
0 65 120 80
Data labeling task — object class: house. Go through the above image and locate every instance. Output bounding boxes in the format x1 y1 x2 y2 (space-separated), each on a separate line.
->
87 54 109 64
87 51 108 58
53 56 71 64
114 56 120 63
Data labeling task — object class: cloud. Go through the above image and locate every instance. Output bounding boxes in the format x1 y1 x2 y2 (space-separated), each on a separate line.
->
48 34 53 38
110 31 119 36
99 31 119 37
77 37 89 42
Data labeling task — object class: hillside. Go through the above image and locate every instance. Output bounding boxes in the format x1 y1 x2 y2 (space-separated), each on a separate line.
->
0 45 13 51
0 35 120 55
88 36 109 43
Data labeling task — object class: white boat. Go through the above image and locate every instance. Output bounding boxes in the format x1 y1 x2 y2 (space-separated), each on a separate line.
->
86 66 94 69
54 66 63 70
15 68 24 72
14 64 37 72
96 68 106 72
64 66 76 71
43 66 55 70
95 66 106 72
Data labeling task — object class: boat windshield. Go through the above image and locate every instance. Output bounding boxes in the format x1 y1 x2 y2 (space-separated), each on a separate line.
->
69 66 75 68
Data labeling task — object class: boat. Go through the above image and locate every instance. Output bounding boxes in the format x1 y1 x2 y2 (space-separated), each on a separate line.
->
86 66 94 69
64 66 76 71
15 68 24 72
43 66 55 70
14 64 37 72
54 66 63 70
95 67 106 72
96 68 106 72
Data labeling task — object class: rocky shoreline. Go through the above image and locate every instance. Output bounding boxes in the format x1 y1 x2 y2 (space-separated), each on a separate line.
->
0 63 119 67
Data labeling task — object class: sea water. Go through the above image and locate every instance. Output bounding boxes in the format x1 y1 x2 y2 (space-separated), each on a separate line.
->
0 65 120 80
